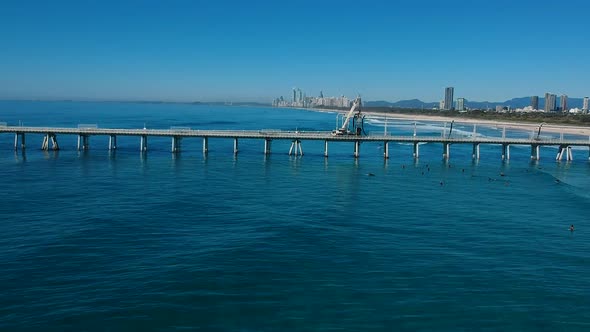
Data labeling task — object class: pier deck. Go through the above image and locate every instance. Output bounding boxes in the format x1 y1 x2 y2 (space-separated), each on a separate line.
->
1 126 589 161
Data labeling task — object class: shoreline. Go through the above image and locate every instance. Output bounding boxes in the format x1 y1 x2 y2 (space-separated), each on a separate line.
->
301 107 590 137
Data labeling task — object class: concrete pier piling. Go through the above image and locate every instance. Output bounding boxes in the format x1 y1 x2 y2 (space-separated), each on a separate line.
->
502 144 510 161
41 133 59 151
531 145 540 161
443 143 450 159
77 135 89 151
289 140 303 156
109 135 117 150
265 139 272 155
14 133 25 151
202 137 208 154
140 135 148 152
472 143 480 160
556 145 573 161
171 136 181 153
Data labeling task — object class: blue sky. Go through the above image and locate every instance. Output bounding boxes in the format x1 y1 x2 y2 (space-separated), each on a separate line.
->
1 0 589 102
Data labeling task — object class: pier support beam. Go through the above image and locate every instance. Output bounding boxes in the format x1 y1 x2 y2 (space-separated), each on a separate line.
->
354 140 360 158
531 144 540 161
202 137 208 154
472 143 480 160
108 135 117 150
324 140 329 158
556 145 573 161
234 138 239 155
413 142 419 159
140 135 148 152
77 135 89 151
14 133 25 151
442 143 450 159
50 134 58 150
171 136 182 153
41 133 59 151
384 141 389 159
264 139 272 155
288 140 302 156
502 144 510 161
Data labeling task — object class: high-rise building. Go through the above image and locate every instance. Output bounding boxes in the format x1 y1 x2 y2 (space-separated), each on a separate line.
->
544 93 557 112
560 95 568 112
544 93 550 111
439 100 445 110
583 97 589 113
531 96 539 110
293 88 297 103
443 87 454 111
456 98 465 111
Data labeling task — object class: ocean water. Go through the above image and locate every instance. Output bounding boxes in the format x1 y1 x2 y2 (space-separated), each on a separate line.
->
0 101 589 331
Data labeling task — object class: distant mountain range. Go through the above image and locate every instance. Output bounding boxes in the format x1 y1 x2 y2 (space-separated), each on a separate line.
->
364 97 587 110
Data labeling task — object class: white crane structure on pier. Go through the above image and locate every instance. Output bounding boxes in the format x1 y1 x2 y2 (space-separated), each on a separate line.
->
332 97 364 136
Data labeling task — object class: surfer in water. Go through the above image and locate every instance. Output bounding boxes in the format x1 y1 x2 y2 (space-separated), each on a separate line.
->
570 225 575 232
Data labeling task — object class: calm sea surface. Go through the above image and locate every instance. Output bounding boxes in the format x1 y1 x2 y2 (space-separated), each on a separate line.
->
0 101 589 331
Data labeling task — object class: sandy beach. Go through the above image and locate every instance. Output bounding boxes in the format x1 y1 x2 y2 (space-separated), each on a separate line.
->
307 108 590 137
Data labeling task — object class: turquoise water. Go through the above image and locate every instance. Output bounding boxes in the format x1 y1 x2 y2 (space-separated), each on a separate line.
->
0 101 589 331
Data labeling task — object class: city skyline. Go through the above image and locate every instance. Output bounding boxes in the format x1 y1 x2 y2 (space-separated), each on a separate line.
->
270 86 590 113
1 1 590 102
273 87 350 108
3 86 589 110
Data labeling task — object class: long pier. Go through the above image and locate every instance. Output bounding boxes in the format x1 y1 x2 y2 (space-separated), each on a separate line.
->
1 125 590 161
